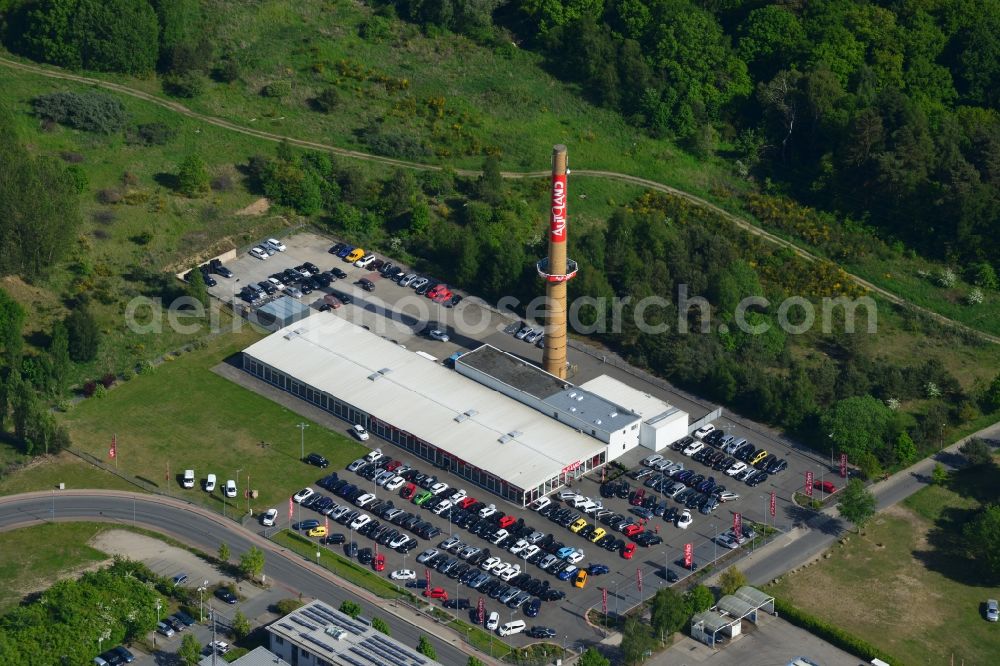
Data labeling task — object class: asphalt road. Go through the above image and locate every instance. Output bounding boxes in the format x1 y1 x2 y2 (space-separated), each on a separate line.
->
0 490 486 666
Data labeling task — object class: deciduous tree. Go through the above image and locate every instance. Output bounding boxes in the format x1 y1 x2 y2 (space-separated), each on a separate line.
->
719 568 747 596
65 305 100 362
177 155 210 197
239 546 265 581
577 648 610 666
178 633 201 665
837 478 877 532
416 635 436 659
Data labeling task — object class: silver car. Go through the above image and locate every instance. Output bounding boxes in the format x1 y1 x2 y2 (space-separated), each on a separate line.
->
988 599 999 622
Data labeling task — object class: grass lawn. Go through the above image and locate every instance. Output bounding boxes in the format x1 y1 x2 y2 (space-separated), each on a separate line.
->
767 463 1000 665
0 452 139 495
0 522 110 613
59 328 369 513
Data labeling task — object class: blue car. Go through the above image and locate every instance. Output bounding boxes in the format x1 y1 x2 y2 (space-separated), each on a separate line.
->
556 546 576 559
336 245 354 258
293 519 320 531
588 563 610 575
524 598 541 617
557 566 578 581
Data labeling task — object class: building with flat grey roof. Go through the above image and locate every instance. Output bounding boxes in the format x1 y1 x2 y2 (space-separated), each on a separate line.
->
199 646 290 666
455 345 643 456
579 375 689 451
266 600 442 666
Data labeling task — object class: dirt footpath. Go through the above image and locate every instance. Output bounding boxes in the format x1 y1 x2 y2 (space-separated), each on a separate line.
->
90 529 224 587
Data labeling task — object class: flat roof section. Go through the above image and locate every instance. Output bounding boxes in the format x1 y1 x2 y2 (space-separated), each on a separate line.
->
242 316 607 491
579 375 678 422
266 600 442 666
545 387 640 434
458 345 567 398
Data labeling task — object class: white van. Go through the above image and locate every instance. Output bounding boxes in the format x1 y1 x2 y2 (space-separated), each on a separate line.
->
498 620 526 637
204 474 217 492
182 469 195 489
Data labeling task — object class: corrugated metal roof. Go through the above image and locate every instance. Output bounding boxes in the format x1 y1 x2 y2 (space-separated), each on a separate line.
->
242 316 608 490
734 586 774 608
691 610 737 634
716 594 757 618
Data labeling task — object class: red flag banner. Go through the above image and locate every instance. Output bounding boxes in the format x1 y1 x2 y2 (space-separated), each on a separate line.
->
324 515 329 533
109 434 117 459
769 491 776 518
477 597 485 625
602 587 608 614
733 512 742 539
684 543 693 569
840 453 848 479
425 568 431 591
288 497 294 522
636 568 642 593
805 471 814 497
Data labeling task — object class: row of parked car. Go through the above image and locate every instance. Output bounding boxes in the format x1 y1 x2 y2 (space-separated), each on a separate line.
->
183 257 233 287
92 645 136 665
346 452 636 606
240 258 349 303
504 321 546 348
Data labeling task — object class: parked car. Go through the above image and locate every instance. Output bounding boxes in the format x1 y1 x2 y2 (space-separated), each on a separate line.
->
215 588 238 605
353 425 370 441
223 480 237 498
261 509 278 526
204 474 216 492
156 621 175 637
304 453 329 468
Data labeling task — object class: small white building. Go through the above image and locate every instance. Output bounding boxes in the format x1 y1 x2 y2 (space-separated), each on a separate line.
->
579 375 688 451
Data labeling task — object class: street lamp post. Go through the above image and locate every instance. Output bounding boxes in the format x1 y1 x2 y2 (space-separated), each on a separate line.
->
297 423 309 461
235 469 243 518
197 582 208 622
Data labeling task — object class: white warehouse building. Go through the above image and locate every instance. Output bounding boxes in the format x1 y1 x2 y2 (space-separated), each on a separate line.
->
240 315 619 506
578 375 689 452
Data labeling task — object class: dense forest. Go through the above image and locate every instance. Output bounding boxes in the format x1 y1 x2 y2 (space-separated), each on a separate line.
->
377 0 1000 272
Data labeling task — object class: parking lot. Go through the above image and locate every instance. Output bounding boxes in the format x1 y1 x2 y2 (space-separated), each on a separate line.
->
214 232 844 647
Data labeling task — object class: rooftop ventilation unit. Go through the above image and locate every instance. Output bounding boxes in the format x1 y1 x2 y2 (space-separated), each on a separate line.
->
595 419 602 425
453 409 478 423
576 395 584 402
324 627 347 641
568 392 577 398
367 367 393 382
610 411 618 418
569 407 577 412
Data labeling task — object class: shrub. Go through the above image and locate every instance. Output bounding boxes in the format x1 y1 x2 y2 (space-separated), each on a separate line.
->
176 155 210 197
934 268 958 288
359 16 392 42
773 598 899 664
967 288 984 305
213 57 241 83
65 165 88 193
82 381 97 397
100 373 116 388
127 122 177 146
120 369 134 382
137 360 155 375
98 188 123 204
92 384 107 399
339 600 362 618
60 151 85 163
274 598 304 615
32 92 128 134
313 87 340 113
371 617 391 636
163 72 206 98
262 81 292 98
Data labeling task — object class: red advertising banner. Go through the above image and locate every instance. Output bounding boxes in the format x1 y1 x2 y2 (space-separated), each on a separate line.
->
288 497 294 522
769 491 776 518
636 568 643 593
477 597 485 624
840 453 848 478
425 568 431 591
324 515 329 533
805 471 814 497
733 512 742 538
602 587 608 614
550 174 567 243
109 434 117 459
683 543 693 569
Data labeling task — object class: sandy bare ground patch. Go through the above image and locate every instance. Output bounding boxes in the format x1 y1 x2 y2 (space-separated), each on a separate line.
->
10 558 112 609
90 529 224 586
235 197 270 216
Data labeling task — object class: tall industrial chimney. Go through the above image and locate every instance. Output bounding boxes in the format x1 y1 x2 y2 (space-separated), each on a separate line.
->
537 145 578 378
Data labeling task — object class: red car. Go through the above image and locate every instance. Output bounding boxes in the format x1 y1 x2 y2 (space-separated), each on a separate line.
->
401 483 417 500
629 489 645 506
458 497 477 509
373 554 385 572
623 524 644 537
423 587 448 600
432 287 453 303
813 480 837 493
621 543 636 559
498 515 516 529
426 284 445 298
385 460 402 472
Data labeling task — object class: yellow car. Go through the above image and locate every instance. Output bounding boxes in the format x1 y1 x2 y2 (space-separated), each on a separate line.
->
589 527 607 543
749 450 769 466
574 569 588 588
346 248 365 262
569 518 588 534
308 525 328 538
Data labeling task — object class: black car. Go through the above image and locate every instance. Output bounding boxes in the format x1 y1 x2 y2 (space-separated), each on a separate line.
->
304 452 329 468
665 568 679 583
257 280 276 295
358 278 375 292
767 458 788 474
444 598 472 609
358 547 373 564
215 588 238 604
212 264 233 279
527 626 556 639
332 267 348 279
330 242 347 254
299 281 313 295
321 533 346 545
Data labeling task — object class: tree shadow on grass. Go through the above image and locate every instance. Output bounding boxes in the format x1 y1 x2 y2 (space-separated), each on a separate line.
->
153 172 179 191
945 463 1000 505
914 505 988 587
